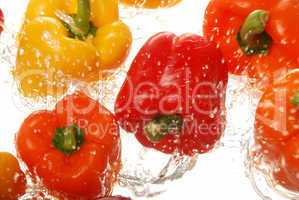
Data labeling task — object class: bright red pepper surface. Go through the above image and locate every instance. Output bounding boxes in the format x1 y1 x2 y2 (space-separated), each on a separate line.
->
255 70 299 192
115 32 228 156
204 0 299 89
16 92 121 199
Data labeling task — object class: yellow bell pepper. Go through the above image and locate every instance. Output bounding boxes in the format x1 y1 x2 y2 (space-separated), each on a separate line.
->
121 0 182 8
14 0 132 97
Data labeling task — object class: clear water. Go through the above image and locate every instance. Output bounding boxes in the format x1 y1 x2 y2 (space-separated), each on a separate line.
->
0 0 297 200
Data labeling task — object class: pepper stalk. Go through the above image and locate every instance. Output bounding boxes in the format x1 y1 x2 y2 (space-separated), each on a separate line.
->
55 0 96 40
144 114 183 143
52 125 84 155
237 10 272 56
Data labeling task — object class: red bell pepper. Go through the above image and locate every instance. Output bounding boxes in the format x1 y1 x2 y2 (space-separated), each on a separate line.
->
16 92 121 199
204 0 299 88
115 32 228 156
0 8 4 34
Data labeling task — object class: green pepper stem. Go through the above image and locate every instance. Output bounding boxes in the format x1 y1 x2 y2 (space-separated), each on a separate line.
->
144 114 183 143
63 127 77 151
55 0 93 39
237 10 272 56
240 10 269 43
52 125 84 155
75 0 91 35
291 92 299 106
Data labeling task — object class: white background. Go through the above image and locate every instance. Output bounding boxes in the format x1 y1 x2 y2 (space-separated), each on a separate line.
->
0 0 263 199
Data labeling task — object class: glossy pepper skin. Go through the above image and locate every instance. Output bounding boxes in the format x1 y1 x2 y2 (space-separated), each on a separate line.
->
0 152 26 200
16 92 121 199
115 32 228 156
121 0 181 8
204 0 299 89
14 0 132 97
254 70 299 192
